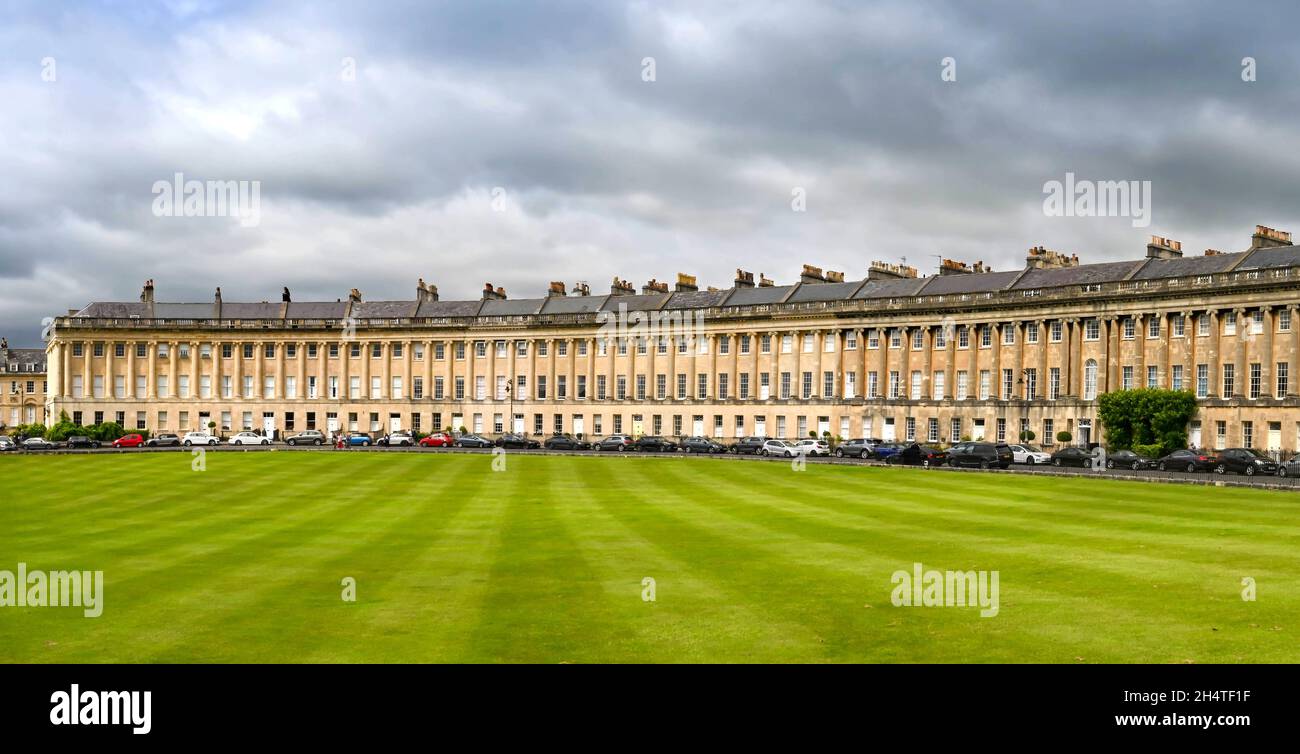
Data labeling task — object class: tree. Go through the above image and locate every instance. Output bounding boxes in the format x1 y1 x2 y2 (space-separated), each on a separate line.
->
1019 430 1036 443
1056 430 1073 444
1097 388 1197 456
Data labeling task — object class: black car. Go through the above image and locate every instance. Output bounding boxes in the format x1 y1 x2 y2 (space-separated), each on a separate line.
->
1104 449 1156 470
496 433 540 449
543 435 591 450
631 436 678 452
1154 449 1215 473
452 434 494 448
681 436 726 454
146 433 181 447
885 443 948 468
65 435 102 449
834 438 874 459
947 442 1013 469
1049 446 1096 468
729 436 768 455
593 434 633 452
1213 447 1277 476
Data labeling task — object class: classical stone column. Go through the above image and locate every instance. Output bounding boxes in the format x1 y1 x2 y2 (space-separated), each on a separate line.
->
167 341 178 400
1206 310 1220 398
125 341 136 399
1261 306 1275 397
1233 308 1248 397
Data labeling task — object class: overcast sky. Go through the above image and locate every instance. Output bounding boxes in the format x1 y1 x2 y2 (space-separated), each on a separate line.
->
3 0 1299 345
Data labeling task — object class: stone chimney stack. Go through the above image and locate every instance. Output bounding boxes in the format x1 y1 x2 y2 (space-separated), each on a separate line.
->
734 269 755 288
825 270 845 283
213 287 223 319
1025 246 1080 269
140 279 156 317
939 258 972 276
1250 225 1292 250
610 277 636 296
758 273 775 287
481 283 506 300
800 264 827 284
675 273 698 292
547 281 567 297
348 288 363 303
1145 236 1183 260
642 279 669 295
571 281 590 296
868 261 919 280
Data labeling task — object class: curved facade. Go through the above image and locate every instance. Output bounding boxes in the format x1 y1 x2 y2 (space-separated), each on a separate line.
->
43 227 1300 452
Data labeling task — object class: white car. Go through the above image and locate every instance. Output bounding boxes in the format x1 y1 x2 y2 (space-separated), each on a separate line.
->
759 439 800 458
1008 444 1051 465
794 439 831 456
182 431 219 446
228 431 270 446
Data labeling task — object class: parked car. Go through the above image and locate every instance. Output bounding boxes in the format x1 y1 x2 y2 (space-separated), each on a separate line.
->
758 439 800 458
947 442 1013 469
377 431 415 447
871 442 904 461
729 436 768 455
452 434 493 448
593 434 633 452
1007 443 1050 465
22 437 59 450
1213 447 1278 476
886 443 948 468
146 433 182 447
835 438 874 459
182 431 219 446
1049 446 1095 468
113 433 147 448
1154 449 1215 473
344 433 374 447
1105 449 1156 470
793 439 831 457
285 430 326 446
543 434 591 450
418 432 454 447
65 435 102 449
1277 453 1300 477
631 436 678 452
496 433 541 450
0 436 17 451
681 436 726 454
229 431 270 446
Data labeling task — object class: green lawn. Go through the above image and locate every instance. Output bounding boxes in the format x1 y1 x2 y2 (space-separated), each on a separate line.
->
1 451 1297 663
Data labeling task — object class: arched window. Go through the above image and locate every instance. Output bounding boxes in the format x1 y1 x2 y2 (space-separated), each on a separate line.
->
1084 359 1098 400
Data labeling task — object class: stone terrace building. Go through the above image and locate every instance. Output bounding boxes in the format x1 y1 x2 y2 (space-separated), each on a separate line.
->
2 338 49 428
42 226 1300 453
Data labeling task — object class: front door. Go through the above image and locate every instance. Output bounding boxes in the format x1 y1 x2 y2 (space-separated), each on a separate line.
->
573 416 585 437
882 418 896 441
1189 420 1202 448
262 413 275 439
1268 422 1282 452
513 414 525 433
1078 420 1092 446
973 419 986 441
692 416 704 436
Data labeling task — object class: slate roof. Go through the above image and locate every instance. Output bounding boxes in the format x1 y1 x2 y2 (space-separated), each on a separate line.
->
61 244 1300 321
2 347 47 372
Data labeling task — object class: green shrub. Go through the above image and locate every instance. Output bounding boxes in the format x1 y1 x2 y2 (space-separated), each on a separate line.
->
1097 388 1197 457
1132 443 1163 459
1056 430 1073 444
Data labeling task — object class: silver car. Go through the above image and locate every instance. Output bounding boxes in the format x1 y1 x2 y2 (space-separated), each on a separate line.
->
1277 453 1300 477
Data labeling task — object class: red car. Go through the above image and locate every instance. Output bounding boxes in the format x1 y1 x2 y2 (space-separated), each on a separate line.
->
112 434 145 448
419 432 453 448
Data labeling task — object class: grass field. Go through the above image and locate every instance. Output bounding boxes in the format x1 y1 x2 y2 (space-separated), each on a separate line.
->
2 451 1297 663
